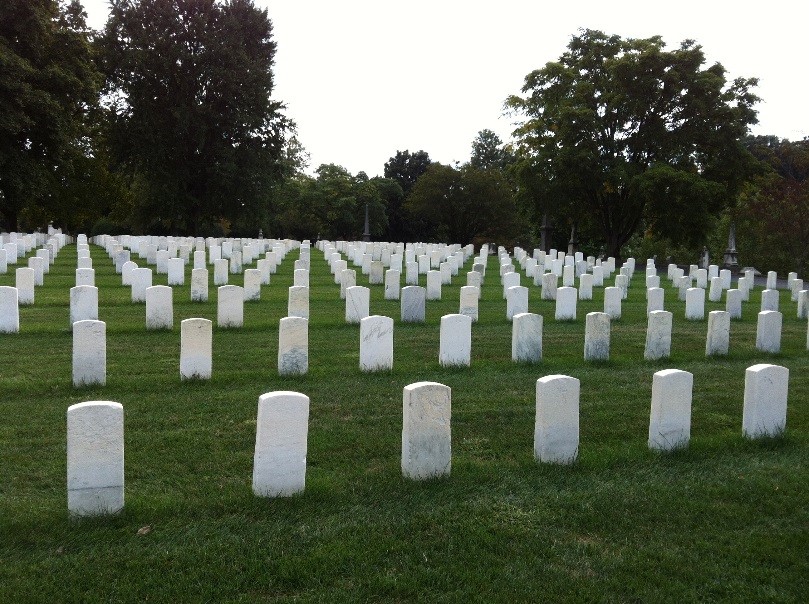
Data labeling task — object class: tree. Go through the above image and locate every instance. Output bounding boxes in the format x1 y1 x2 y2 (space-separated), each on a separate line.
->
0 0 100 231
506 29 759 261
405 163 518 245
99 0 289 235
273 164 389 241
470 129 513 171
369 176 402 240
383 149 431 241
735 136 809 274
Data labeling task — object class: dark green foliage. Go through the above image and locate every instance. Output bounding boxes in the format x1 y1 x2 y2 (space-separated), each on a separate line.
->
470 129 513 171
507 29 760 261
383 150 432 241
98 0 289 235
730 136 809 274
274 164 392 241
405 162 520 245
0 0 100 231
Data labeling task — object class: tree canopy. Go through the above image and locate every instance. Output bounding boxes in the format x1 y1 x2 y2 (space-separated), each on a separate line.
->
506 29 759 260
0 0 100 231
405 163 519 245
383 149 432 241
273 164 393 241
98 0 289 235
734 136 809 274
470 129 513 171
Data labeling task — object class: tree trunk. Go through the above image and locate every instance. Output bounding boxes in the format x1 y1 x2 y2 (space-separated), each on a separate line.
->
605 233 624 266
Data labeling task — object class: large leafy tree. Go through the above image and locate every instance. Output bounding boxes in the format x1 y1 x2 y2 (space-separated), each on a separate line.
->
405 163 518 245
470 129 514 171
0 0 100 231
735 136 809 274
99 0 288 235
383 149 431 241
506 29 759 260
274 164 389 241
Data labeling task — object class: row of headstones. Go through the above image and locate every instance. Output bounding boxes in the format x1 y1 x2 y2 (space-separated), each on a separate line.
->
6 236 473 333
66 362 789 517
6 235 804 336
1 230 68 270
509 246 803 301
0 279 306 334
3 255 805 362
319 240 475 294
114 241 295 290
511 246 617 281
64 307 476 386
4 261 470 335
500 251 809 323
505 276 809 323
89 236 807 326
322 239 475 274
1 233 72 303
37 249 807 330
94 233 306 276
62 299 807 387
111 238 802 333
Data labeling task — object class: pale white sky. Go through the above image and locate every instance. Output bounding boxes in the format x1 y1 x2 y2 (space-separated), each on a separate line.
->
82 0 808 177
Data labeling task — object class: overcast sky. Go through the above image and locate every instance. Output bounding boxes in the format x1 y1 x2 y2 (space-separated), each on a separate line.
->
81 0 808 177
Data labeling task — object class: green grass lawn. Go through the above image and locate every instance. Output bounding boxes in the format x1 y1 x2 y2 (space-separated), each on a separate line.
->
1 242 807 602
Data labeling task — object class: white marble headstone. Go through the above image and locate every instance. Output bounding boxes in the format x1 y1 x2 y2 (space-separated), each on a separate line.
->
685 287 705 320
191 268 208 302
340 269 356 300
384 269 401 300
213 258 229 286
426 270 442 301
180 318 212 379
555 286 577 321
278 316 308 376
705 310 730 356
645 310 672 360
761 289 779 312
648 369 692 451
755 310 782 353
131 267 152 303
743 364 788 438
167 257 185 286
578 273 593 300
145 285 173 330
401 286 426 323
0 286 20 333
534 375 579 464
401 382 451 480
541 272 557 300
70 285 98 327
287 285 309 319
67 401 124 516
359 315 394 371
217 285 244 328
584 312 610 361
73 319 106 386
506 285 528 321
439 314 472 367
459 285 479 322
345 285 370 323
252 391 309 497
243 268 262 301
512 312 542 363
15 267 35 305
